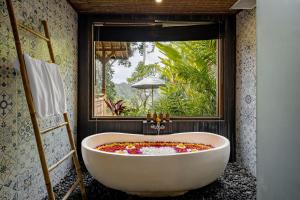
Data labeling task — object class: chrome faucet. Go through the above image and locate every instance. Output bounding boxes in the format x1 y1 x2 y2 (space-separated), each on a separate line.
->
150 121 165 135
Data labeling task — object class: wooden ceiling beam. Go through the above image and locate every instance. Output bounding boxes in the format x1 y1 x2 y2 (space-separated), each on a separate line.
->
68 0 238 14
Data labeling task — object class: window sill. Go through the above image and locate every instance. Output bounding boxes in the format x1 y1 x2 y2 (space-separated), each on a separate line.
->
89 116 224 122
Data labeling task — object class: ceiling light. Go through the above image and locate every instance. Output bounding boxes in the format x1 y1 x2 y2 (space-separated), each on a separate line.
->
155 0 162 3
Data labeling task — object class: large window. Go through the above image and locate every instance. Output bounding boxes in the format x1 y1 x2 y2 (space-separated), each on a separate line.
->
92 23 223 118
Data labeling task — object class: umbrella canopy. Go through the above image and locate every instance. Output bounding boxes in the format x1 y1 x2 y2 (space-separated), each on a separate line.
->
131 76 166 89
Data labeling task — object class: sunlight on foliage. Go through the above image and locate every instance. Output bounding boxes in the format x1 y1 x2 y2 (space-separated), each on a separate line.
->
154 40 217 116
96 40 218 117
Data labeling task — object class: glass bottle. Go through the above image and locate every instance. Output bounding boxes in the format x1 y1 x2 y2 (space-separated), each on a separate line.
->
153 112 157 122
159 113 164 121
166 113 170 121
146 111 151 122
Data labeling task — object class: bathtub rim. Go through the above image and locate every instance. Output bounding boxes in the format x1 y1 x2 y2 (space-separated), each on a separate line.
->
82 132 229 157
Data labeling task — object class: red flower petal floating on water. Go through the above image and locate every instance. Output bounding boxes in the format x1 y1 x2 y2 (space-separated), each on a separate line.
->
96 141 213 155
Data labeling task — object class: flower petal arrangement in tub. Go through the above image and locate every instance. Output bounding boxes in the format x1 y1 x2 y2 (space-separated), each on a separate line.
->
83 132 230 197
95 141 214 155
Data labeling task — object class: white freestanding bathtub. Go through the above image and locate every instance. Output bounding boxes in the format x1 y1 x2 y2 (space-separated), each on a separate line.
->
81 132 230 197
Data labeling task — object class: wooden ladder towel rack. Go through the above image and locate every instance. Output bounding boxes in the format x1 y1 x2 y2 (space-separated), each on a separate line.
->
5 0 87 199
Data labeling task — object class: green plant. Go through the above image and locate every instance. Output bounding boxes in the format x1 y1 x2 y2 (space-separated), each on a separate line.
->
153 40 217 116
100 40 217 117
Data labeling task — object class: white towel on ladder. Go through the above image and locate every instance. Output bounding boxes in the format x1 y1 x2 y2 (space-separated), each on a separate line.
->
15 54 67 118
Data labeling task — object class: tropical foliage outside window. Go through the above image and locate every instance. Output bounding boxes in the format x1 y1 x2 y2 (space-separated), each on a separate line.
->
93 40 219 117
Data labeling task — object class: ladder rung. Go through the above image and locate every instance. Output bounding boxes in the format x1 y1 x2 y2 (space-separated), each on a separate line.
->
17 23 50 42
48 150 75 172
62 179 80 200
40 122 68 134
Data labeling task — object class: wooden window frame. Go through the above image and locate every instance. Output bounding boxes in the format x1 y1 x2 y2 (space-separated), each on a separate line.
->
90 24 225 121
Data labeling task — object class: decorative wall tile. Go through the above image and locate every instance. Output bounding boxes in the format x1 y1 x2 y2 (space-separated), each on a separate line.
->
0 0 78 199
0 91 13 118
236 9 257 176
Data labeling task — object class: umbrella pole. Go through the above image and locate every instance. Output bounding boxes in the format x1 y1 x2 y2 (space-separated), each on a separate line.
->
152 86 154 112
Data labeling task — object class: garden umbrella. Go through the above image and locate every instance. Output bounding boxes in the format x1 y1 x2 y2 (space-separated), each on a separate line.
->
131 76 165 111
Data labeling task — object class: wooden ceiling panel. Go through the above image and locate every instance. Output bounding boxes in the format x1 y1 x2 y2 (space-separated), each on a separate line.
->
68 0 238 14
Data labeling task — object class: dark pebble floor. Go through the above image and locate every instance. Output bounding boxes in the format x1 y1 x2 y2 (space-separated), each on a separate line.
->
51 162 256 200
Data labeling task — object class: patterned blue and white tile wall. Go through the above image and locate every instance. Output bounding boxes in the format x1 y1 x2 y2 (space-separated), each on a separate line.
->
0 0 78 199
236 8 257 176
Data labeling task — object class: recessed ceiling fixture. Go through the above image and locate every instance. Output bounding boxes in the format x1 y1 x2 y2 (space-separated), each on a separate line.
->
155 0 162 3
